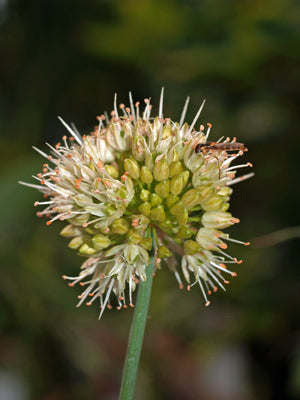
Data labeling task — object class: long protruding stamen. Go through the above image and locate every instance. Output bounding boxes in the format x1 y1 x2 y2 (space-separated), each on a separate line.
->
99 279 115 319
159 87 164 119
227 172 255 186
129 92 136 123
188 100 206 134
179 96 190 128
58 117 82 145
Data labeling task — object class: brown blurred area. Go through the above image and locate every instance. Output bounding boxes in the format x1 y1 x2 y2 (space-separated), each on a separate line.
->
0 0 299 399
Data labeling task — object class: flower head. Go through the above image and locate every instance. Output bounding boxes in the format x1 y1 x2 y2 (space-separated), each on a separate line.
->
20 89 253 317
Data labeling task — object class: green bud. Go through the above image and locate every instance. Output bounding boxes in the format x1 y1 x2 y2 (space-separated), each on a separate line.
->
183 240 201 255
105 204 117 216
138 202 151 217
170 201 184 216
181 189 202 209
176 207 188 226
162 123 172 139
79 243 97 255
127 229 143 244
157 245 172 259
150 205 166 222
68 236 86 249
181 170 190 186
198 185 214 201
176 226 192 239
111 218 129 234
124 158 140 179
169 161 182 178
105 165 119 179
140 166 153 184
140 237 153 251
140 189 151 202
155 180 170 198
92 234 111 250
221 202 230 211
84 225 100 235
170 175 185 196
166 193 180 208
201 195 224 211
151 193 163 207
60 224 82 237
202 211 237 229
153 159 169 181
217 186 232 197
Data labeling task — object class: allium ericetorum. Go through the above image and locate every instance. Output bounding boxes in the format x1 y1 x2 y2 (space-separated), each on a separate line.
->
20 90 254 318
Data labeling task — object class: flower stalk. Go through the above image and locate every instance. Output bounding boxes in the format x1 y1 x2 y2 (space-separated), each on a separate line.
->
119 229 155 400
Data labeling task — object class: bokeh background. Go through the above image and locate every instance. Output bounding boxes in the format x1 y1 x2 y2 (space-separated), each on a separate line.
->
1 0 300 399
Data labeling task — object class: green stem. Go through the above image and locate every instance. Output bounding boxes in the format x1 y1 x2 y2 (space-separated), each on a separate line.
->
119 230 155 400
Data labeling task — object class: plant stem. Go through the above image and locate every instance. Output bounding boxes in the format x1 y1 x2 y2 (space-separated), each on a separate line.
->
119 232 155 400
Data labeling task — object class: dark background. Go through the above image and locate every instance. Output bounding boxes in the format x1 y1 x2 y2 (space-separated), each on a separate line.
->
1 0 299 399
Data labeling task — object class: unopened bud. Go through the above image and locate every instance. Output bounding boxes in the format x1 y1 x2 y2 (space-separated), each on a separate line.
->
170 201 184 216
155 180 170 198
169 161 182 178
138 202 151 217
202 211 237 229
79 243 97 255
140 189 151 202
140 237 153 251
60 224 82 237
166 193 180 208
124 158 140 179
162 123 172 139
150 205 166 222
176 226 192 239
153 159 169 181
183 240 201 255
151 193 163 207
170 175 185 196
201 195 224 211
176 207 188 226
140 166 153 184
157 245 172 259
67 213 90 226
68 235 85 249
111 218 129 234
127 229 143 244
105 165 119 179
92 234 111 250
181 189 202 209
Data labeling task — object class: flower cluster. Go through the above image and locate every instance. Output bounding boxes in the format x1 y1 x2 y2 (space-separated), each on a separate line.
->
20 90 253 318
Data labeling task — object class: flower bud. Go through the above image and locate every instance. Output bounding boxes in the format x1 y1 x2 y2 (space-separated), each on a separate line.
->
181 189 202 209
150 205 166 222
60 224 82 237
105 164 119 179
221 202 230 211
170 175 185 196
138 202 151 217
151 193 163 207
201 195 224 211
217 186 232 197
68 236 86 249
176 226 192 239
162 123 172 139
202 211 238 229
111 218 130 234
92 234 111 250
140 189 151 202
157 245 172 259
127 229 143 244
169 161 182 178
166 193 180 208
140 237 153 251
140 166 153 184
170 201 184 216
153 159 169 181
195 227 223 250
183 240 201 255
176 207 188 226
124 158 140 179
79 243 97 255
155 180 169 198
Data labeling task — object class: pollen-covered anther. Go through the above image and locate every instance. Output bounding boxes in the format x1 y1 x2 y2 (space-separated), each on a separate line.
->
244 242 250 246
232 272 237 277
34 201 39 206
68 283 74 287
46 221 52 226
86 302 92 306
219 243 228 249
107 304 113 310
187 285 191 291
231 218 240 223
213 286 218 292
205 301 210 307
129 303 134 308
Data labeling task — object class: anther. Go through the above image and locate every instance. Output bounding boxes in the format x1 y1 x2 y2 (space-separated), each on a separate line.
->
34 201 39 206
232 272 237 277
187 285 191 291
244 242 250 246
205 301 210 306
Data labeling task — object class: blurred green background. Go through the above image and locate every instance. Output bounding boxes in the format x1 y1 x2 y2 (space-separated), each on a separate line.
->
1 0 299 399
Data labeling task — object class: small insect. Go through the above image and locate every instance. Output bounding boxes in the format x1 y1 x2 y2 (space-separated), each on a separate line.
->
195 141 247 154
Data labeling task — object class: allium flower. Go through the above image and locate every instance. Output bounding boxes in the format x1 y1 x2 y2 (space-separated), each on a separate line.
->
20 89 253 318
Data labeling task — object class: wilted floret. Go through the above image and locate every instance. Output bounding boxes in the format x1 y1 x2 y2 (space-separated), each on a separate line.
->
20 89 253 317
